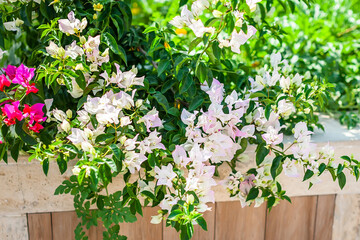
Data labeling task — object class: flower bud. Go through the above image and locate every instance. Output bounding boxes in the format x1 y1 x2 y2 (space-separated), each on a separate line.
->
186 194 195 204
15 18 24 27
66 109 73 119
119 136 127 145
80 36 86 45
60 120 71 132
136 99 143 108
212 10 223 18
75 63 84 71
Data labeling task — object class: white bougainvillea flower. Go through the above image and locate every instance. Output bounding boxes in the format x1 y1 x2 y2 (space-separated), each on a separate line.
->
68 78 83 98
0 48 7 59
248 75 264 92
4 18 23 31
58 11 87 35
65 41 84 59
169 5 194 28
172 145 190 167
154 164 177 188
246 0 262 12
46 41 65 58
282 159 300 177
277 99 295 117
139 108 163 132
270 52 282 69
229 25 257 54
188 19 215 38
191 0 210 17
293 122 313 142
262 126 283 146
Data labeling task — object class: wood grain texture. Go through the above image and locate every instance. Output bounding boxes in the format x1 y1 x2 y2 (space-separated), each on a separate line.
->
214 201 266 240
314 195 336 240
28 213 52 240
51 211 79 240
265 196 318 240
163 203 215 240
119 207 162 240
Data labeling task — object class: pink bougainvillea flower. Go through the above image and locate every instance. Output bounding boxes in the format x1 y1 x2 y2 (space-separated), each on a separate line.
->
23 103 47 124
28 122 44 133
0 74 11 91
10 64 38 95
25 83 39 95
1 101 23 126
3 65 17 80
12 64 35 84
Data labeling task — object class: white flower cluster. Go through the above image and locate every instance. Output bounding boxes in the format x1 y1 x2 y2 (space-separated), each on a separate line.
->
170 0 259 54
46 12 109 72
48 66 165 176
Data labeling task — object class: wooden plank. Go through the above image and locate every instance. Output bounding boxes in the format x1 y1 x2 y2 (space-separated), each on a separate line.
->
120 207 162 240
314 195 336 240
52 211 79 240
27 213 52 240
265 196 317 240
52 211 106 240
215 201 266 240
163 203 215 240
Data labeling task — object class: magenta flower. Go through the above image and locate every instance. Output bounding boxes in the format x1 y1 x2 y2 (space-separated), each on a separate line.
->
23 103 47 125
3 65 17 80
10 64 38 95
12 64 35 85
28 122 44 133
2 101 23 126
0 74 11 91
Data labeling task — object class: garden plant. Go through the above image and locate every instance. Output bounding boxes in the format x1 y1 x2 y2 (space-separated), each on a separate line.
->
0 0 359 239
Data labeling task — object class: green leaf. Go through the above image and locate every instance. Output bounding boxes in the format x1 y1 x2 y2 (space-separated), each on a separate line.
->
42 159 49 176
77 168 86 185
303 169 314 181
168 209 183 220
195 62 207 83
338 172 346 189
95 133 114 143
110 144 122 161
188 37 202 53
256 143 269 165
158 60 170 76
267 196 276 209
341 156 351 162
250 92 267 99
196 217 207 231
143 26 158 34
101 32 127 64
153 92 170 112
141 190 156 200
180 75 193 94
97 195 105 210
246 187 259 201
56 154 67 174
10 140 22 162
189 95 204 111
270 156 283 179
15 121 37 145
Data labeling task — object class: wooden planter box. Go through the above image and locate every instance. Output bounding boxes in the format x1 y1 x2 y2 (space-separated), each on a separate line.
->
1 116 360 239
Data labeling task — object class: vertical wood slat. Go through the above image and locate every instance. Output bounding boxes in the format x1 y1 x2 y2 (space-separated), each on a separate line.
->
265 196 318 240
163 203 215 240
120 207 162 240
51 211 80 240
27 213 52 240
314 195 336 240
215 201 266 240
51 211 105 240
